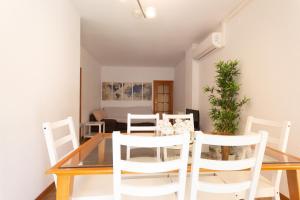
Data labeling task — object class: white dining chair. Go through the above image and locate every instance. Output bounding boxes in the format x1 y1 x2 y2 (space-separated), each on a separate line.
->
113 131 190 200
187 131 268 200
127 113 160 161
162 113 194 160
219 116 291 200
43 116 113 200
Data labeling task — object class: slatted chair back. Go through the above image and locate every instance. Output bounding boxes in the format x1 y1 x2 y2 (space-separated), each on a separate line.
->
190 131 268 200
245 116 290 152
244 116 291 191
113 131 190 200
127 113 159 133
42 116 78 184
127 113 160 160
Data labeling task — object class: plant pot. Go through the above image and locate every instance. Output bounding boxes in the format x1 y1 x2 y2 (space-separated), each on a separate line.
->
228 154 236 160
212 131 233 160
221 146 229 160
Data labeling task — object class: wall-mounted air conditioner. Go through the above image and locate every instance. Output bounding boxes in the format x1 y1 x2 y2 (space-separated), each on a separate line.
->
192 32 224 60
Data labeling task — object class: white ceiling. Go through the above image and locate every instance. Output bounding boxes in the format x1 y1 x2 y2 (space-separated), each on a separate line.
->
73 0 241 67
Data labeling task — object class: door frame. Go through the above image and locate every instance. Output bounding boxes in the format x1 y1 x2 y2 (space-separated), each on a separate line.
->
153 80 174 114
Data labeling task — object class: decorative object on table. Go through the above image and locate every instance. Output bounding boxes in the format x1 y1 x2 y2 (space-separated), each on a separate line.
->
173 119 194 135
157 119 174 135
204 60 250 160
158 118 194 136
102 82 152 101
102 82 113 100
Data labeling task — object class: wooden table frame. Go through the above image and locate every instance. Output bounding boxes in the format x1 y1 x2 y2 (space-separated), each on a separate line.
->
48 133 300 200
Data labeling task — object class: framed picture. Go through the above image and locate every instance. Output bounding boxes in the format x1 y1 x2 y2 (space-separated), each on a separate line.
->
143 82 152 100
102 82 113 100
102 81 152 101
132 82 143 100
123 82 133 100
113 82 123 100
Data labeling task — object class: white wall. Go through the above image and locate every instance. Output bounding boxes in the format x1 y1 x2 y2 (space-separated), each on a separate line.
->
101 66 174 108
198 0 300 196
81 48 102 123
174 59 186 113
0 0 80 199
185 47 200 110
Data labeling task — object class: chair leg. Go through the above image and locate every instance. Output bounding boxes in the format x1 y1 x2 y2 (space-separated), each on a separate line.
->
163 147 168 161
157 147 161 161
273 191 280 200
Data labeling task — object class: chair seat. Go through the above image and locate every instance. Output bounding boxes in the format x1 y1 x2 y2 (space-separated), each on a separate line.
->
122 176 177 200
217 171 276 198
72 175 114 200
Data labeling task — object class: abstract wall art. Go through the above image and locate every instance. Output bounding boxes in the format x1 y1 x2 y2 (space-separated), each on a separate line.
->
102 82 113 100
143 82 152 100
102 81 152 101
113 82 123 100
133 83 143 100
123 82 133 100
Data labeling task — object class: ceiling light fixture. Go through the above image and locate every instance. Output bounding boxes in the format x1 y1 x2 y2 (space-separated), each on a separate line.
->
136 0 156 19
145 6 156 19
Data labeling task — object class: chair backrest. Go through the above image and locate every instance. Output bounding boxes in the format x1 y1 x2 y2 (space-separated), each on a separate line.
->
127 113 159 133
245 116 291 152
244 116 291 190
42 116 78 184
113 131 190 200
190 131 268 200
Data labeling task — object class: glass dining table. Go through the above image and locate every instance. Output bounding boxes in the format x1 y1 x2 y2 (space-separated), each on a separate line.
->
47 133 300 200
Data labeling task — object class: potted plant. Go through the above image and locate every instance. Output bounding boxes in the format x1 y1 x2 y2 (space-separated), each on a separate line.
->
204 60 249 160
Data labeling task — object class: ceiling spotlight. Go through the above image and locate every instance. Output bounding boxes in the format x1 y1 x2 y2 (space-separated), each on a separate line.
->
145 6 156 19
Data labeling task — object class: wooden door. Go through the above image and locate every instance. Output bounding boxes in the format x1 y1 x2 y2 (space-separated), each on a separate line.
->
153 80 173 115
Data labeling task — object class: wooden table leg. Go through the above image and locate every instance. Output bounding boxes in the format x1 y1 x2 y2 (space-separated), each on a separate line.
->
56 174 74 200
98 139 106 162
287 170 300 200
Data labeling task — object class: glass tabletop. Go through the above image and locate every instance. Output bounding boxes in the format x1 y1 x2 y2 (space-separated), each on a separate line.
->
61 133 300 169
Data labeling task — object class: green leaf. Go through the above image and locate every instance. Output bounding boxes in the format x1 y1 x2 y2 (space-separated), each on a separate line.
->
203 59 250 134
